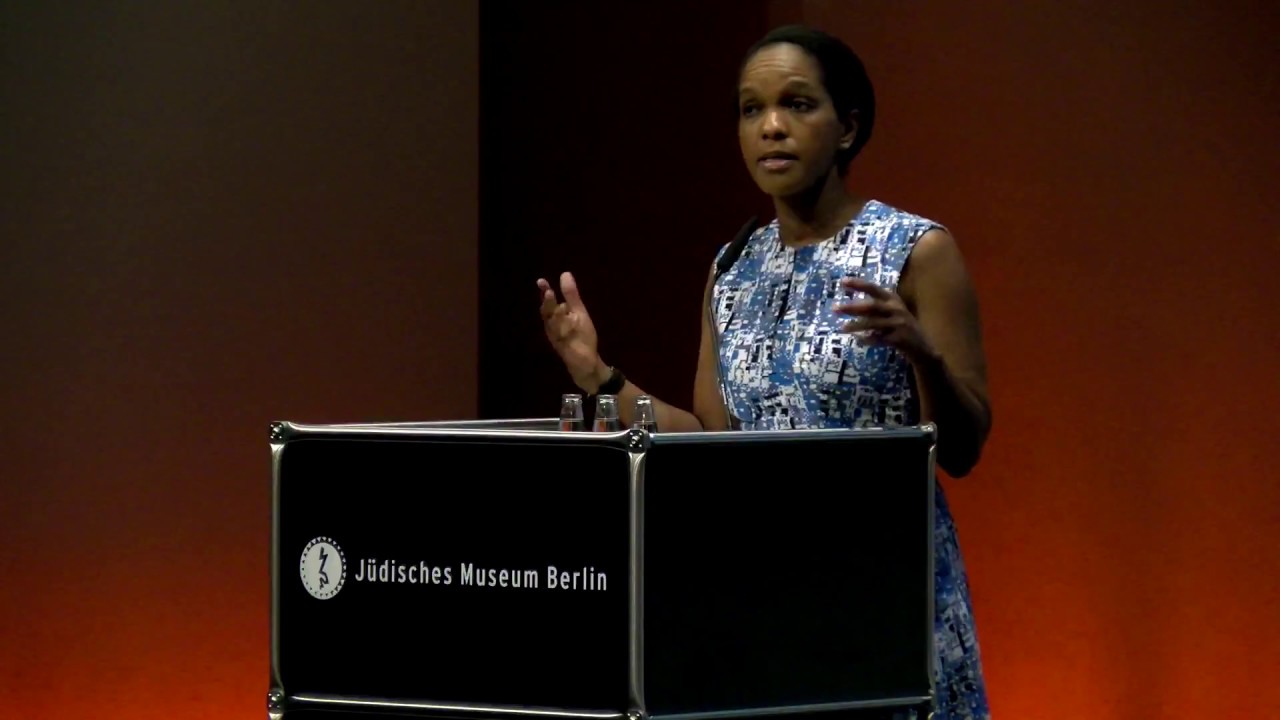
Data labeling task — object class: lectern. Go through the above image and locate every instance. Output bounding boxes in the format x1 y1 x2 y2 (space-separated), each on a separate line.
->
268 419 938 720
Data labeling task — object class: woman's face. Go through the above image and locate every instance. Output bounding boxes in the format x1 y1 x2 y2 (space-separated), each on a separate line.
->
737 43 849 198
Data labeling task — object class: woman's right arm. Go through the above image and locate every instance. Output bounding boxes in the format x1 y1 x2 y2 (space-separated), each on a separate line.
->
537 266 730 432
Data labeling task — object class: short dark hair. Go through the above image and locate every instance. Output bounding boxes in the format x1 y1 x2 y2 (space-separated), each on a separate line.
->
739 25 876 173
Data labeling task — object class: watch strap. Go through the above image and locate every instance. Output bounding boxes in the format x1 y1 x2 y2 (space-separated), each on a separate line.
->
595 366 626 396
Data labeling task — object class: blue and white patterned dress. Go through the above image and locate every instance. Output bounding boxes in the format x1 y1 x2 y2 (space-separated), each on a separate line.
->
710 199 991 720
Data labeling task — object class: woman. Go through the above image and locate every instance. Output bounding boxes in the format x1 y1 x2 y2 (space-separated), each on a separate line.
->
536 25 992 720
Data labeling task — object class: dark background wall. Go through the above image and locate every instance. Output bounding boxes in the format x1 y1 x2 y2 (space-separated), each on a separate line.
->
479 1 776 419
1 1 1276 718
0 2 477 718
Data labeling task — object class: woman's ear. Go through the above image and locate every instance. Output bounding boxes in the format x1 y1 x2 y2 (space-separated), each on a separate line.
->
839 109 860 151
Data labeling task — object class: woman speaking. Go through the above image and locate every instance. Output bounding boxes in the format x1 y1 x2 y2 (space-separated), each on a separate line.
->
536 25 993 720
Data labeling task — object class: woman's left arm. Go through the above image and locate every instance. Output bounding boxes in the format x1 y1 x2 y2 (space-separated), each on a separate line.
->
838 228 992 477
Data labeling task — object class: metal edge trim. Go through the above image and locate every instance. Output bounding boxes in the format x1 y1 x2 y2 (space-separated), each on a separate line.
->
289 694 627 719
627 447 646 716
321 417 560 429
924 423 939 704
270 423 931 446
647 696 935 720
271 423 631 445
268 433 286 706
649 425 933 445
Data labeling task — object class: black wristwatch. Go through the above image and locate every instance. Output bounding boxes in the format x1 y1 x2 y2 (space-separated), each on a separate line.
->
594 366 626 396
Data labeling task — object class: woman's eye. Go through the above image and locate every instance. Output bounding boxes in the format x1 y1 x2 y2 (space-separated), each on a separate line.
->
740 104 759 117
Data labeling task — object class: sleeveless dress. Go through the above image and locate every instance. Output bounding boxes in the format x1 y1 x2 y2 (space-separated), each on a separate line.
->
710 200 991 720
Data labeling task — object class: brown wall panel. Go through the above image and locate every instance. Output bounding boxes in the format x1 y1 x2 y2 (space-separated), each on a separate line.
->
0 3 477 717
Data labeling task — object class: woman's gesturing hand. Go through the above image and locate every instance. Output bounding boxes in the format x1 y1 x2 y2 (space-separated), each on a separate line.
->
834 277 936 363
537 272 606 391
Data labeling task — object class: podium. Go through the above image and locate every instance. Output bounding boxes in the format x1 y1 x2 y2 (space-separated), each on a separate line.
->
268 419 938 720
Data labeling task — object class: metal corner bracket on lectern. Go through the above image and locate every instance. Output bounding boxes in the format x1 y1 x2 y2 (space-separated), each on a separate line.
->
923 422 939 705
268 422 287 720
626 428 650 719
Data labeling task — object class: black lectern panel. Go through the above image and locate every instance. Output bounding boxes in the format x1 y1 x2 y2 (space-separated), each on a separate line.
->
277 435 631 710
642 430 934 716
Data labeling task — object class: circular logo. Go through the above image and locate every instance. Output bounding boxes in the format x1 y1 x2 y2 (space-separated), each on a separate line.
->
300 537 346 600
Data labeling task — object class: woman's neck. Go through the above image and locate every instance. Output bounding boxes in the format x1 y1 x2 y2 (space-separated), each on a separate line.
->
773 171 865 247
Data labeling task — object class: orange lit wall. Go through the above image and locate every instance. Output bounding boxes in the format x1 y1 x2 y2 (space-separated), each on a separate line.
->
790 1 1280 717
0 3 477 718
